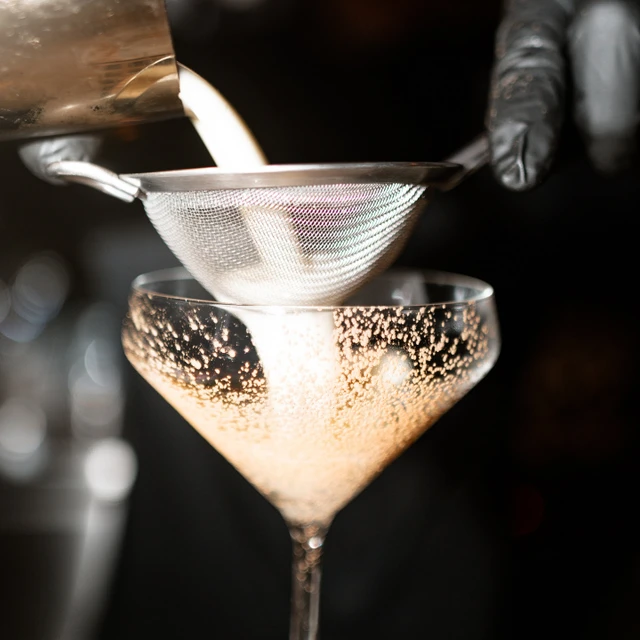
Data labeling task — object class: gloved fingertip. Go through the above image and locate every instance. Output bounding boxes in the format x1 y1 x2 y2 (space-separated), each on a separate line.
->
491 154 540 192
489 124 550 192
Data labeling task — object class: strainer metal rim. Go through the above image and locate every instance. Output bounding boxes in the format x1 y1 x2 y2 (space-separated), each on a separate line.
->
123 162 463 192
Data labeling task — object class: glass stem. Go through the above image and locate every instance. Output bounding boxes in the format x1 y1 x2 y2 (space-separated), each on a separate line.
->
288 524 328 640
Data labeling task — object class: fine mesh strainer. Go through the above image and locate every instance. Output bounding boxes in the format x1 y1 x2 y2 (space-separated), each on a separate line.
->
45 136 488 306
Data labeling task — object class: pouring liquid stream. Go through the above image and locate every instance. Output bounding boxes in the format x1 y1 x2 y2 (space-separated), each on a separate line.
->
178 65 267 169
178 65 341 441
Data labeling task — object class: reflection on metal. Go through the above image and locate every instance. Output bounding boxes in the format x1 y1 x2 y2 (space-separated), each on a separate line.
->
0 252 69 343
0 0 184 140
0 279 9 323
12 253 69 323
0 400 47 458
57 492 131 640
0 263 136 639
84 438 137 503
69 303 125 439
0 398 48 482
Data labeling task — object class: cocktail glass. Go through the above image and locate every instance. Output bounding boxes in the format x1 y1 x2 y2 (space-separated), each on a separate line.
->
122 267 500 639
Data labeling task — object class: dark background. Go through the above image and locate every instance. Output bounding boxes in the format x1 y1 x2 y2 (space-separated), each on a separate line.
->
1 0 639 638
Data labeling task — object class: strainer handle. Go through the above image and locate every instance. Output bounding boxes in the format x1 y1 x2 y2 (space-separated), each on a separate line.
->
47 161 143 203
441 133 490 191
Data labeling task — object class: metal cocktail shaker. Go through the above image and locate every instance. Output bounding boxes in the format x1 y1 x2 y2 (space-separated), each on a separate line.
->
0 0 184 140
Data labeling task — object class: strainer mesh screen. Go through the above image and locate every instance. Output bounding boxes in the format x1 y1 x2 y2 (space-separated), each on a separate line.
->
143 182 428 305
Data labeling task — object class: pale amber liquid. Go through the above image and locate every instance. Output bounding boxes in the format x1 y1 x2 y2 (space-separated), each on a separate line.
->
124 298 496 527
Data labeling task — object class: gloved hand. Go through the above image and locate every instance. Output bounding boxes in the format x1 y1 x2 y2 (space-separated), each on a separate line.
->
488 0 640 191
18 134 102 185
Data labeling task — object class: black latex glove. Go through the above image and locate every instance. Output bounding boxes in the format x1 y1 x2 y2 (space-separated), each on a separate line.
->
488 0 640 191
18 135 102 185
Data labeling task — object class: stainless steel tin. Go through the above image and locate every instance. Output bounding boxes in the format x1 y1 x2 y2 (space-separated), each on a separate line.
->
0 0 184 140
